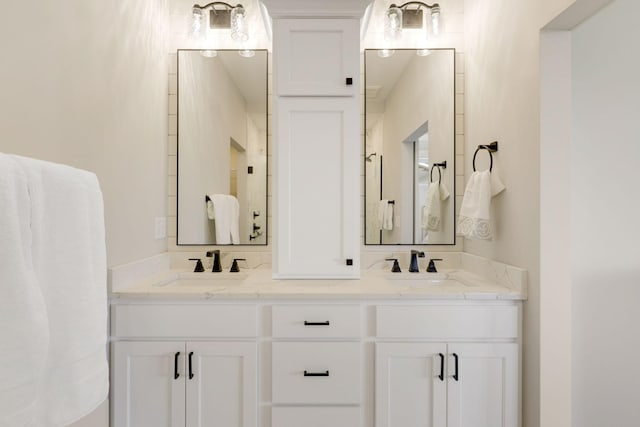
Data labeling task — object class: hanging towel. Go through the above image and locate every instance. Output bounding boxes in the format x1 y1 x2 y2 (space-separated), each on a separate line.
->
0 154 49 427
377 199 394 230
11 155 109 426
422 181 451 231
209 194 240 244
457 170 505 240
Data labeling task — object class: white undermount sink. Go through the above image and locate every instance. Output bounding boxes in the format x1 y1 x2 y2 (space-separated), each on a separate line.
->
384 272 449 281
152 272 249 287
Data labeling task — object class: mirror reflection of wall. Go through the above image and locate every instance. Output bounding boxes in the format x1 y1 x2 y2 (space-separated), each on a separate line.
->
365 49 456 245
177 50 268 245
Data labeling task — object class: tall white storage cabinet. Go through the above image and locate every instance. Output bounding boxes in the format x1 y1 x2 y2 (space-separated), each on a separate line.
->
272 16 362 279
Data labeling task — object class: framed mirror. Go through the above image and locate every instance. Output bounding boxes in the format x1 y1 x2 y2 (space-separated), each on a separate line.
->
177 49 268 245
365 49 456 245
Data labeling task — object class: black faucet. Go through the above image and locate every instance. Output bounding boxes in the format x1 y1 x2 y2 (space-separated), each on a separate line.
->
206 250 222 272
409 250 425 272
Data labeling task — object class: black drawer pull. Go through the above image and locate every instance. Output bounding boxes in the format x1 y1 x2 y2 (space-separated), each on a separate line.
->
438 353 444 381
174 352 180 380
304 321 330 326
304 370 330 377
188 351 194 380
452 353 459 381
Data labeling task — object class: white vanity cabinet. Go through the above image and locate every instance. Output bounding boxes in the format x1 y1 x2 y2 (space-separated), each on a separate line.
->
272 17 361 279
110 304 258 427
375 305 521 427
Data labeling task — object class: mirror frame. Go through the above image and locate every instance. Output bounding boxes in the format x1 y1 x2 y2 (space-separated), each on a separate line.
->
363 48 457 246
176 48 269 246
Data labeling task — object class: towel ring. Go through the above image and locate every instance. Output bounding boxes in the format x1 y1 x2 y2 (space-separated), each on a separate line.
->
430 165 442 184
473 147 494 172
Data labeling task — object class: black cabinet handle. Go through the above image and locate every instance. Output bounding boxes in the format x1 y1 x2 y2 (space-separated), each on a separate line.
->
188 351 194 380
304 321 330 326
438 353 444 381
304 370 330 377
174 352 180 380
452 353 459 381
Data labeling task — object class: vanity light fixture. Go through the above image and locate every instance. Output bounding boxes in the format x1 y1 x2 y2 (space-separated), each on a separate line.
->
191 2 249 42
200 49 218 57
238 49 255 58
416 48 432 56
384 2 441 40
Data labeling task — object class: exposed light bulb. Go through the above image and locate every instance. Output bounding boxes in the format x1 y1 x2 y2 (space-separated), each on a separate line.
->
378 49 395 58
416 49 431 57
231 4 249 42
385 5 403 41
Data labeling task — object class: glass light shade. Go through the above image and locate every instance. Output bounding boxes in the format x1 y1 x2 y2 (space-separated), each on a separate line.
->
191 8 204 40
431 6 441 37
230 4 249 42
378 49 395 58
201 50 218 58
385 6 403 40
238 49 255 58
416 49 432 57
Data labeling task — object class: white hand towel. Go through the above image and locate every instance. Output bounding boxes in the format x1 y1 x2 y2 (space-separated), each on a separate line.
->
0 154 49 426
457 170 505 240
210 194 240 244
377 199 393 230
206 199 215 220
422 182 451 231
12 155 109 426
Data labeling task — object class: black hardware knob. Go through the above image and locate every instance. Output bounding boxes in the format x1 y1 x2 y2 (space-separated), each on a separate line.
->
452 353 459 381
427 258 443 273
346 258 353 266
230 258 246 273
438 353 444 381
174 352 180 380
386 258 401 273
189 258 205 272
304 370 330 377
345 77 353 85
206 250 222 272
304 321 330 326
253 224 261 232
188 351 194 380
253 211 260 218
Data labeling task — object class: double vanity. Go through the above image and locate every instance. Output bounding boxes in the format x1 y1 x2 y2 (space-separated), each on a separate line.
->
109 255 525 427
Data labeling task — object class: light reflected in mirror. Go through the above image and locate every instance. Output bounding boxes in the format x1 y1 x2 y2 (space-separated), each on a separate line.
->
365 49 455 245
177 49 268 245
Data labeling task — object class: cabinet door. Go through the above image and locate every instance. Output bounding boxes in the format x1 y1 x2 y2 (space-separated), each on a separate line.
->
447 343 519 427
274 97 360 279
274 19 359 96
111 341 186 427
376 343 447 427
185 342 257 427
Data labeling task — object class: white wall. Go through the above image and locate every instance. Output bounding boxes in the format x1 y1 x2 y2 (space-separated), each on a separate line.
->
571 0 640 424
0 0 170 269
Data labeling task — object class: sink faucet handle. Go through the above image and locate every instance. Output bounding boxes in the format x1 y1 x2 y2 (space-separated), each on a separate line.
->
230 258 247 273
188 258 205 273
206 250 222 272
385 258 402 273
427 258 443 273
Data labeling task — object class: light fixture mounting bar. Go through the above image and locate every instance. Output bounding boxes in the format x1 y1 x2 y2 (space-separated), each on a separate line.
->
390 2 440 29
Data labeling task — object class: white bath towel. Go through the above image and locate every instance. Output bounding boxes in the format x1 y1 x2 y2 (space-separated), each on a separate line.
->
422 182 451 231
0 154 49 426
457 170 505 240
209 194 240 244
12 155 109 426
377 199 394 230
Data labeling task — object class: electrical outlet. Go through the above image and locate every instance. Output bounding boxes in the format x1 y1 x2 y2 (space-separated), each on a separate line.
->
154 217 167 239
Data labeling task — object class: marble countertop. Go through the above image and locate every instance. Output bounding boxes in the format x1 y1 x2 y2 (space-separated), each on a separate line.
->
110 268 526 301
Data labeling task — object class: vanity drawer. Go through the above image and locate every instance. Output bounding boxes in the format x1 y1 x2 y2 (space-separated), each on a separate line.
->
272 407 361 427
376 305 518 339
272 342 361 404
272 304 361 338
111 304 257 338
